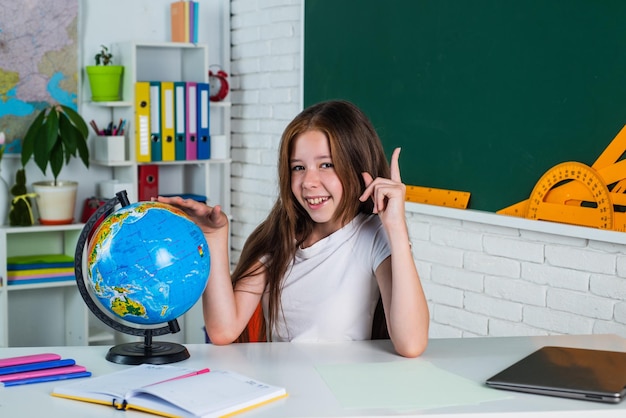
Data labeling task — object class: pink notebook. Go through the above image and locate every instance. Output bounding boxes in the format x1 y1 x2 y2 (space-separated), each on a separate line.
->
0 365 87 382
0 353 60 368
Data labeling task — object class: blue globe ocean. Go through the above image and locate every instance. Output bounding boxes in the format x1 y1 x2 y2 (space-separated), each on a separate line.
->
87 201 210 325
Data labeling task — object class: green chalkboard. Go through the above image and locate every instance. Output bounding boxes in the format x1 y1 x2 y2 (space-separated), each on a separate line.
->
304 0 626 212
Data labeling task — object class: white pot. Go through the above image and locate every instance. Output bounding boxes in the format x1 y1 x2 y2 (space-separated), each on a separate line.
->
33 181 78 225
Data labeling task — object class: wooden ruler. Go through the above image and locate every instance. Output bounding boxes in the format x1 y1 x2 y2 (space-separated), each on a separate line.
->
405 185 471 209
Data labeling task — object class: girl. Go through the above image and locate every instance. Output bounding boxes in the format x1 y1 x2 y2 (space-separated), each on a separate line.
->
158 100 429 357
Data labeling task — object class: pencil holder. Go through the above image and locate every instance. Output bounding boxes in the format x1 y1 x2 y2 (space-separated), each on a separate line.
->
94 135 126 162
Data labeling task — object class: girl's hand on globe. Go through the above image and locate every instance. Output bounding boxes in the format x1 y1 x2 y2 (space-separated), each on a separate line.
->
155 196 228 234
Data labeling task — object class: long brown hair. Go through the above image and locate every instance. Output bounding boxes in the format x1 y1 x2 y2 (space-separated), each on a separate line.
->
232 100 390 341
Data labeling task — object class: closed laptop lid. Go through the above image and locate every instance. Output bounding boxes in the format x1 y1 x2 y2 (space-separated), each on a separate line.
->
485 346 626 403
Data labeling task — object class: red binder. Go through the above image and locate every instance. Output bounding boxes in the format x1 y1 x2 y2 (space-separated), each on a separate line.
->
138 165 159 201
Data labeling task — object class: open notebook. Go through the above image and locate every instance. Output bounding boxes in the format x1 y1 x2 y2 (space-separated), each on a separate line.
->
486 346 626 403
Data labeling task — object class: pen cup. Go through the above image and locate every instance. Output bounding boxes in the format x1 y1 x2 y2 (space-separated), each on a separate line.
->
94 135 126 162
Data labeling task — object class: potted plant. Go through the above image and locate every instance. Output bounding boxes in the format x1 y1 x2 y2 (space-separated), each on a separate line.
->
21 104 90 225
85 45 124 101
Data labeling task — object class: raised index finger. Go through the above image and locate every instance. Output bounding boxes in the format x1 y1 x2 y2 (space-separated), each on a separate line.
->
390 147 402 182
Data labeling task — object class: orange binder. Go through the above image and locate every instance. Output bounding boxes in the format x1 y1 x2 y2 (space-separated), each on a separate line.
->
170 1 186 42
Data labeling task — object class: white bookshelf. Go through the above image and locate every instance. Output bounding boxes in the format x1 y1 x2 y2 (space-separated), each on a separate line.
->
0 0 232 347
0 224 88 347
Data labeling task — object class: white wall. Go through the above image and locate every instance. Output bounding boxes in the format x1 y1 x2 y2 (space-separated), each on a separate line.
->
408 204 626 338
229 0 626 340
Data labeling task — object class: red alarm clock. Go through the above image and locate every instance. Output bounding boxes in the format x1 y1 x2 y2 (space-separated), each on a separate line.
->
209 67 229 102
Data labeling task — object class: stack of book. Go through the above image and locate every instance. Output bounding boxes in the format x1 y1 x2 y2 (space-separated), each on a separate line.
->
170 1 199 43
7 254 75 285
0 353 90 387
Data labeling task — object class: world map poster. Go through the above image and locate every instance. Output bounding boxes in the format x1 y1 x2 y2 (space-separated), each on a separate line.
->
0 0 78 153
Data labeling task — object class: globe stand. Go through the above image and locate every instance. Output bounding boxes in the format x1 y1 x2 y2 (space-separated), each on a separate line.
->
106 323 190 365
75 191 190 365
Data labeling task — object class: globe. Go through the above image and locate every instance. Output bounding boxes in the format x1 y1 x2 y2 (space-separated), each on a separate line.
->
74 193 211 364
87 201 210 325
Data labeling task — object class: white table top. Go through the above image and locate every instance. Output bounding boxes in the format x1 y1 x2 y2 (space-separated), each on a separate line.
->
1 334 626 417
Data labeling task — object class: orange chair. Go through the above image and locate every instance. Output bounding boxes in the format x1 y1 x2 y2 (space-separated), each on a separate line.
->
240 302 266 343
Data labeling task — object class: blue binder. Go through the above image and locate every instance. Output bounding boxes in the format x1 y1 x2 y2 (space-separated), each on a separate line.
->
197 82 210 159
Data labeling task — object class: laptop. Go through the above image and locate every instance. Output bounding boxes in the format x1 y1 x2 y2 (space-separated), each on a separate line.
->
485 346 626 403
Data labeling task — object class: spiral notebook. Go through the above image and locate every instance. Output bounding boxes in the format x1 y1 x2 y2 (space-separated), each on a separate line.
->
486 346 626 403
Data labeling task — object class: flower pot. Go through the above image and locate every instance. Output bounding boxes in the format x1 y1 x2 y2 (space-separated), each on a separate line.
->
33 181 78 225
86 66 124 101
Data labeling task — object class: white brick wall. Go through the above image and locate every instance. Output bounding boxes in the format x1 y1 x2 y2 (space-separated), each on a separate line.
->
409 205 626 339
229 0 626 340
230 0 302 262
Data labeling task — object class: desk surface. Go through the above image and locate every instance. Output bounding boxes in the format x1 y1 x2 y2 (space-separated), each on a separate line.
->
1 334 626 417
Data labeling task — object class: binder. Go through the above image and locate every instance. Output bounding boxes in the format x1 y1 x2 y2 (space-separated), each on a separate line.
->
183 0 190 42
194 2 199 43
134 82 151 162
174 81 186 161
138 165 159 201
161 81 175 161
191 1 199 43
149 81 162 162
189 1 195 44
197 82 210 159
185 82 198 160
170 1 186 42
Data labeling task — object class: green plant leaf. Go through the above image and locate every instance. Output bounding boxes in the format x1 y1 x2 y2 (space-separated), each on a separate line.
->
49 140 64 183
59 114 78 156
33 137 49 176
61 105 89 138
21 109 45 167
22 103 90 180
59 107 90 168
44 108 59 153
76 134 90 168
32 107 59 175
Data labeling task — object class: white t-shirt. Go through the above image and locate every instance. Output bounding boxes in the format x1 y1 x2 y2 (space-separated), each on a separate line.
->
262 213 391 342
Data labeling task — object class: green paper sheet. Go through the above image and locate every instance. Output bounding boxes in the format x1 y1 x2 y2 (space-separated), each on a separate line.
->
316 360 511 412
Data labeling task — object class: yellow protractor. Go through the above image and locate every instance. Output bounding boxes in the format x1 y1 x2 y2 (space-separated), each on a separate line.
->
526 161 613 229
